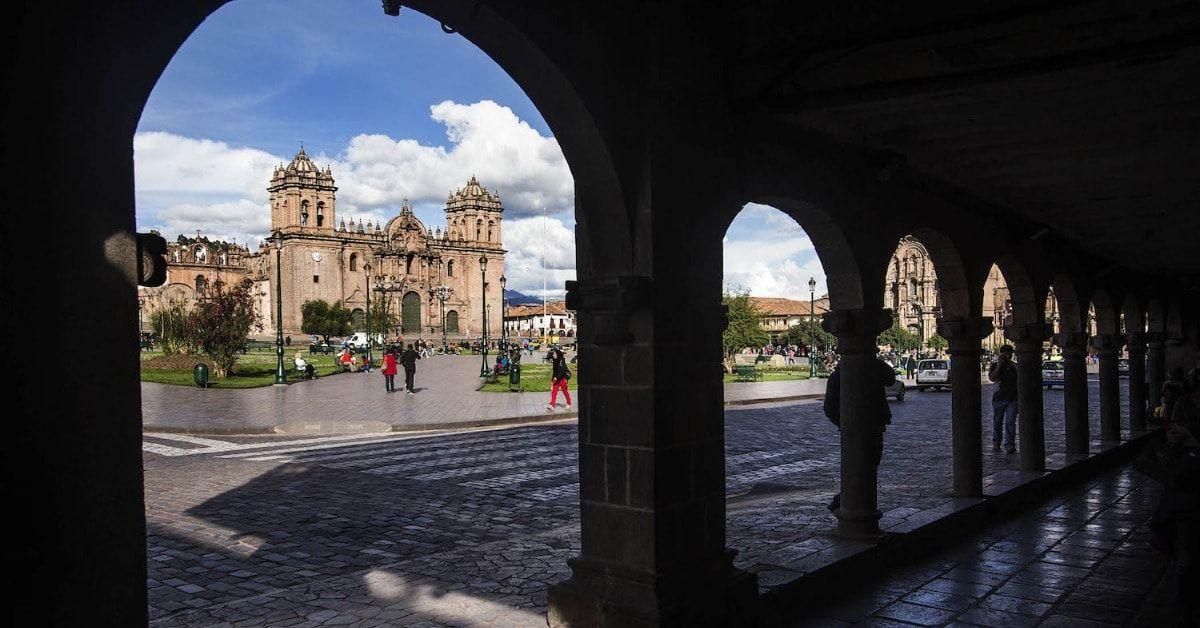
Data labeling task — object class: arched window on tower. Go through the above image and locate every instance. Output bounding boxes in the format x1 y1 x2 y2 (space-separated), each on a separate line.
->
349 253 358 272
487 220 494 242
446 260 454 277
300 200 310 226
316 202 325 227
476 219 482 241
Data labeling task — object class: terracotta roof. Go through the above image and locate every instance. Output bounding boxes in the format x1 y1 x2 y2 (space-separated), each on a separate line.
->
505 300 572 318
749 296 828 316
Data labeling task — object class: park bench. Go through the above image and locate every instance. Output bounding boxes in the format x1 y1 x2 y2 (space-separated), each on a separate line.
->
243 340 274 352
733 365 762 382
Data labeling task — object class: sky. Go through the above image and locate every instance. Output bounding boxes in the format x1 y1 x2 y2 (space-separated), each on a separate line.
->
135 0 827 299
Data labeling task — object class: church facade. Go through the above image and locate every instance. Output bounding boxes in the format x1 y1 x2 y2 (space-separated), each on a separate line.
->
141 148 506 340
884 235 1010 349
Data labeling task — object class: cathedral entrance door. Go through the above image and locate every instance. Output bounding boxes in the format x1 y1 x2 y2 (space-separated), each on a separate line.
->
402 291 421 334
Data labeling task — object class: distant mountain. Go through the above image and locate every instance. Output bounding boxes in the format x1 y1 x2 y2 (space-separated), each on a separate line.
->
504 289 541 305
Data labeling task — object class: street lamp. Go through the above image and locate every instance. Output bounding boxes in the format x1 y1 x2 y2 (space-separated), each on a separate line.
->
808 276 817 378
479 255 489 377
500 275 507 350
364 260 373 370
272 230 286 385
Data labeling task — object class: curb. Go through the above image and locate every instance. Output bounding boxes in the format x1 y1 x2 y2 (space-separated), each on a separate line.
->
759 429 1157 623
143 395 824 435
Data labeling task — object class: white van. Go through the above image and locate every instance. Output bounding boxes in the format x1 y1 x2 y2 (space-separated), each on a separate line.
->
915 359 950 391
346 332 383 349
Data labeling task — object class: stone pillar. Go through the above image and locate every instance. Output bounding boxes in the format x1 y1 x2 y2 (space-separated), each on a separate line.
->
1054 332 1090 456
1006 322 1053 471
823 307 893 537
1091 333 1125 442
937 317 993 497
1126 332 1148 433
1147 332 1166 416
548 275 757 626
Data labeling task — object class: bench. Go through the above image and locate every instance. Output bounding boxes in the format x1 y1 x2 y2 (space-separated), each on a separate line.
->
733 365 762 382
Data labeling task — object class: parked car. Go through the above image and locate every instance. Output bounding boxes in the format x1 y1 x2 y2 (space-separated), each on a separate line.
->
915 359 950 391
1118 358 1130 377
345 332 384 349
886 377 906 402
1041 360 1065 389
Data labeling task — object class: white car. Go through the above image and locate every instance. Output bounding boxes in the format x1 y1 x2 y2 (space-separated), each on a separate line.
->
916 359 950 391
1041 361 1065 389
345 332 384 349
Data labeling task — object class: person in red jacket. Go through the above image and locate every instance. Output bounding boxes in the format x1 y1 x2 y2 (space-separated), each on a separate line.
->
381 348 398 393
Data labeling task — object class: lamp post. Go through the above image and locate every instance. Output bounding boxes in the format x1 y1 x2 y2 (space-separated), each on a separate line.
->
479 255 489 377
434 285 453 353
808 276 817 377
500 275 507 350
364 260 373 370
272 230 286 385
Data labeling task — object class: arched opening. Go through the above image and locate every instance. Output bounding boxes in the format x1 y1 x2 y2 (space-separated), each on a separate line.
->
401 291 422 334
445 309 459 334
316 201 325 227
348 253 358 272
194 274 207 295
446 259 454 277
300 199 310 226
350 307 365 331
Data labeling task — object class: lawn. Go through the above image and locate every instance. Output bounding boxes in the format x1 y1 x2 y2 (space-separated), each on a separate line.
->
139 347 348 388
722 367 813 383
478 362 579 393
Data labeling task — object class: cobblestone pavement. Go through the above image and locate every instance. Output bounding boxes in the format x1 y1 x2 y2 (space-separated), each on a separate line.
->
145 377 1135 626
142 354 826 433
794 465 1178 627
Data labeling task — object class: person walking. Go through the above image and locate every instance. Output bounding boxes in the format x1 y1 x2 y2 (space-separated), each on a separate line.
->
400 343 419 394
823 355 897 513
381 348 398 393
989 344 1019 454
546 348 572 411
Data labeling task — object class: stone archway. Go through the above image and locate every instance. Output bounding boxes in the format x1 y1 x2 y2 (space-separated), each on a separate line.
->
445 309 459 334
401 291 421 334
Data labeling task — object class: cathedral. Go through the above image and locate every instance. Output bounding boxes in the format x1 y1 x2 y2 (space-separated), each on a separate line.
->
140 148 505 340
884 235 1010 349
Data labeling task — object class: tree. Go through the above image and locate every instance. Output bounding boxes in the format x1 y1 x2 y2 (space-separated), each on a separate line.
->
877 319 920 352
781 318 835 351
722 292 769 372
188 279 261 377
301 299 352 343
365 296 397 337
149 298 198 355
925 332 948 351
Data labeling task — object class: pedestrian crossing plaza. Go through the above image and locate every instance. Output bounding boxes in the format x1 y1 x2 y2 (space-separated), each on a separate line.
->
144 385 1122 626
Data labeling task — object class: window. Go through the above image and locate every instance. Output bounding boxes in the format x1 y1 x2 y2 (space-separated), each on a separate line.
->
406 254 414 274
487 220 494 242
349 253 358 272
476 219 482 241
313 275 319 283
300 200 310 226
446 260 454 277
316 202 325 227
195 275 207 294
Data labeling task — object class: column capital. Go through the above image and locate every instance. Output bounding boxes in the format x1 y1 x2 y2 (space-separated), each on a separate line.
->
565 276 652 345
822 307 892 354
1053 331 1090 351
937 316 993 352
1005 322 1053 349
1090 333 1126 352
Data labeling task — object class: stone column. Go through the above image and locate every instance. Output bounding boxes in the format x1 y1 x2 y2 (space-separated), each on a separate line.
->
938 317 993 497
1126 332 1148 433
1091 333 1125 442
1006 322 1053 471
1054 332 1090 456
823 307 893 537
1146 332 1167 418
548 275 757 626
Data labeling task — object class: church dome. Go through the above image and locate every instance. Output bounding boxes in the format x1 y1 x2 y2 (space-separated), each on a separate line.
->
286 147 319 174
459 175 488 198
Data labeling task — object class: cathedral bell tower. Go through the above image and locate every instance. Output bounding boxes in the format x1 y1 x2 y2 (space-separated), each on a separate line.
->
268 147 337 232
444 175 503 246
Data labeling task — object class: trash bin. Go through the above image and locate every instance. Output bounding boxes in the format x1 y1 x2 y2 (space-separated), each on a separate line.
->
193 363 209 388
509 363 521 390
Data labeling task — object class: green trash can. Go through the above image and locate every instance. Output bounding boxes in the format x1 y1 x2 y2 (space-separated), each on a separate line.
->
193 362 210 388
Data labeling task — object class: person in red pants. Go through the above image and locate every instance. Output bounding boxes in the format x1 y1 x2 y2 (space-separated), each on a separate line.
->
546 348 572 411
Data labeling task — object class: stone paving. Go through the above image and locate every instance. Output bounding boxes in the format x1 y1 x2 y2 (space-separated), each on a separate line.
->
142 354 826 433
144 377 1140 626
792 465 1176 627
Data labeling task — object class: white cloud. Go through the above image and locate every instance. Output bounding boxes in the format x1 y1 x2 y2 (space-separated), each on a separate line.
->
500 215 576 299
723 204 827 299
134 132 280 202
154 199 271 245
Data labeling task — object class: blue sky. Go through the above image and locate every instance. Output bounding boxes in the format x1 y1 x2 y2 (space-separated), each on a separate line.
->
135 0 827 299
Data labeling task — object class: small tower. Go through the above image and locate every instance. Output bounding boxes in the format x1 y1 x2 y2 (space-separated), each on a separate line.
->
268 147 337 231
444 175 504 247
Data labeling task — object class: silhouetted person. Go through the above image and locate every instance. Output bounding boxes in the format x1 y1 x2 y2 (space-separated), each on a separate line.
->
401 343 419 394
988 345 1018 454
824 356 897 512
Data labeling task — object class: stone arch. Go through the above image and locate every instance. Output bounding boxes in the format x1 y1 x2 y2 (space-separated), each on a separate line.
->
1048 273 1085 334
445 309 460 334
993 254 1039 325
194 274 207 294
729 198 864 310
1090 287 1120 335
906 228 971 320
